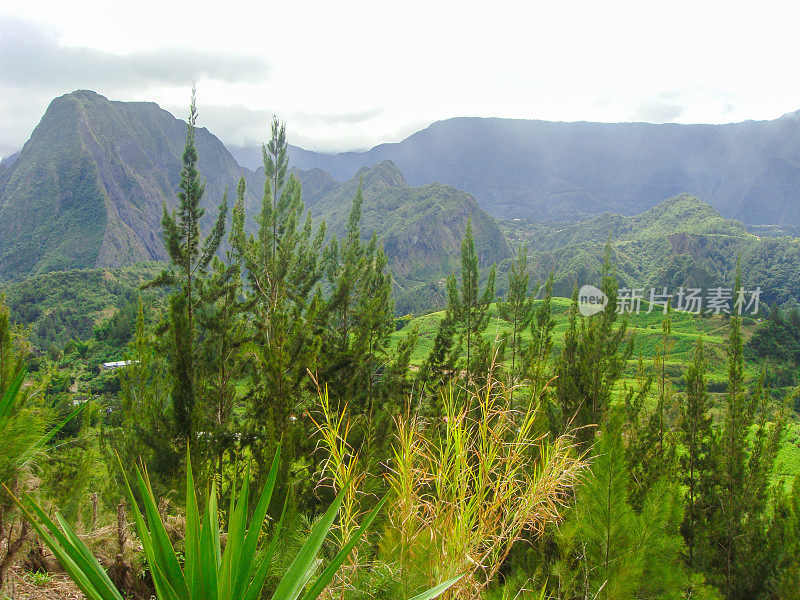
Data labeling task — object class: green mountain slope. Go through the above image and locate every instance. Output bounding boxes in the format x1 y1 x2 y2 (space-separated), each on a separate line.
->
0 264 161 351
503 194 800 307
0 90 257 279
291 160 511 308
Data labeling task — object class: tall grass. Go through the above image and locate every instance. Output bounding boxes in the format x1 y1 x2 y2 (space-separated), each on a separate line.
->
310 386 368 599
384 374 586 599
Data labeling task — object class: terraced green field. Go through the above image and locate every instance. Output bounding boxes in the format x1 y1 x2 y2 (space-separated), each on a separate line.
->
392 297 756 377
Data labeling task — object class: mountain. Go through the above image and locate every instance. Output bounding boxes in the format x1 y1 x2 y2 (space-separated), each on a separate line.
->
0 90 258 280
290 160 511 310
0 152 18 177
0 91 509 295
506 194 800 308
238 115 800 225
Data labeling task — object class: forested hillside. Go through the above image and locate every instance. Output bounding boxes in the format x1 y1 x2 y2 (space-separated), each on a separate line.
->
501 194 800 307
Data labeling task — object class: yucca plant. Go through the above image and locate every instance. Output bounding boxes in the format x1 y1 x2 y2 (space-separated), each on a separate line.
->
1 369 85 589
12 446 460 600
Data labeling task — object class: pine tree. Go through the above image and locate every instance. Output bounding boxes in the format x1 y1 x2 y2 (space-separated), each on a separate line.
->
679 338 715 570
497 245 534 394
627 312 678 509
554 244 632 445
766 474 800 599
574 414 643 599
419 310 459 399
195 244 247 474
323 183 397 447
527 271 555 400
115 301 176 481
555 410 687 599
447 220 495 384
708 268 788 599
144 90 229 446
230 117 326 487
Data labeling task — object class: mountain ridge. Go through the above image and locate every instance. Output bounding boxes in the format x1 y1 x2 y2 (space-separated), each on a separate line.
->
229 114 800 225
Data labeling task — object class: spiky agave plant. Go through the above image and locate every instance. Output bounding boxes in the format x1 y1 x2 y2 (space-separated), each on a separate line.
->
12 447 460 600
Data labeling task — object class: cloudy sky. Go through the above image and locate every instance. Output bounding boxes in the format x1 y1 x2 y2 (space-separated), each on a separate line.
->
2 0 800 159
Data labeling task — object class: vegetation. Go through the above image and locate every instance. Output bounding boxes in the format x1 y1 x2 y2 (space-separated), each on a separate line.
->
1 100 799 600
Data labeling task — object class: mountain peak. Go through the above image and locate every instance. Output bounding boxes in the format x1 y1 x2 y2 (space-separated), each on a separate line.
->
0 89 256 279
644 193 722 219
352 160 407 189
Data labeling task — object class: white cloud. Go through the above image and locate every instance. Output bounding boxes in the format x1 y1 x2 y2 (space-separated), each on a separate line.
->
2 0 800 157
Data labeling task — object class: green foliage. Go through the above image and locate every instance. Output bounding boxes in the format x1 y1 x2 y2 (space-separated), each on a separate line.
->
447 220 496 382
555 413 686 599
321 181 397 445
230 117 327 494
0 265 160 353
497 245 535 390
554 245 633 446
679 339 716 569
14 449 459 600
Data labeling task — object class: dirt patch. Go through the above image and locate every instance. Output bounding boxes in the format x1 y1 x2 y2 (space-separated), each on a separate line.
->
4 568 84 600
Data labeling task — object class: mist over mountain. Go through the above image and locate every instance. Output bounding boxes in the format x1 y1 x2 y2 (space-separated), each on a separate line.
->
230 114 800 225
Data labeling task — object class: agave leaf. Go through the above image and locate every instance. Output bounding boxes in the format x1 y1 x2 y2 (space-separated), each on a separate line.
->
132 464 190 600
9 489 123 600
241 494 289 600
184 452 202 599
0 369 24 424
55 512 124 600
271 486 347 600
218 463 250 598
301 495 388 600
408 575 463 600
200 490 220 600
209 481 221 566
232 448 280 600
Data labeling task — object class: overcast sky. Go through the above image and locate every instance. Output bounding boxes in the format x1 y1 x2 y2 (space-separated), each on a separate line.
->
2 0 800 159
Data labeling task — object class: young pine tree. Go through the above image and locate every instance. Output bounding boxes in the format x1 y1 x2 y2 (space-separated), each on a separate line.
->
527 271 555 400
554 244 632 446
230 117 327 487
709 269 788 600
114 301 176 481
447 220 495 384
497 245 534 394
555 411 686 600
679 338 715 570
323 183 396 448
144 90 229 446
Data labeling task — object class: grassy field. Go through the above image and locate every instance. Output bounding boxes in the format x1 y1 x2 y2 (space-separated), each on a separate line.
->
391 296 756 376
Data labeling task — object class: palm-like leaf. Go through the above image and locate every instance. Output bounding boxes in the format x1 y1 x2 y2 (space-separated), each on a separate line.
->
1 369 85 475
13 446 461 600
